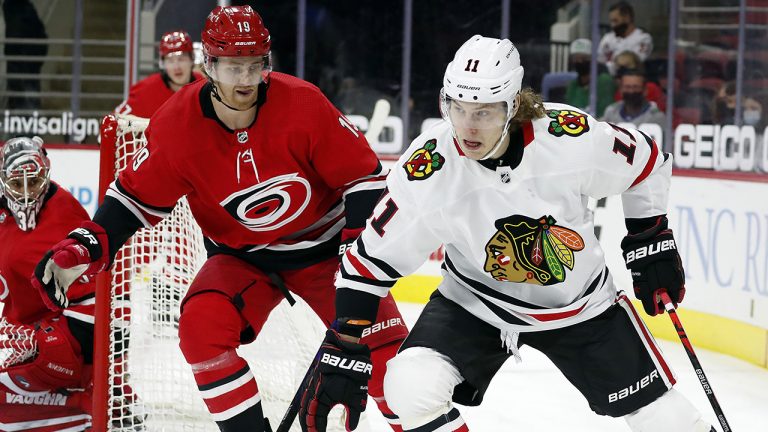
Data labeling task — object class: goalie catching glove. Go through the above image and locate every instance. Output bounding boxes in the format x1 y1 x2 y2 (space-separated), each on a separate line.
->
32 220 109 310
299 326 372 432
621 215 685 316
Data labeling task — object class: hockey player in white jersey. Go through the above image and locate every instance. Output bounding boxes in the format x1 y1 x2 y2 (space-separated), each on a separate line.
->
297 35 718 432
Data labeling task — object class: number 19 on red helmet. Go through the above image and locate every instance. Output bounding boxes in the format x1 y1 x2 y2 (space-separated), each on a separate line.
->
201 5 272 86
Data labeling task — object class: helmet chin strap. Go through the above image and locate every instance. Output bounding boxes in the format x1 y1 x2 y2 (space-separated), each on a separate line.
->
480 99 519 160
480 122 512 160
210 82 259 112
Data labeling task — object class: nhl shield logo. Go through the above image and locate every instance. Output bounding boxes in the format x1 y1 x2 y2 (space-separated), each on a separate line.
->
497 166 512 184
236 130 249 144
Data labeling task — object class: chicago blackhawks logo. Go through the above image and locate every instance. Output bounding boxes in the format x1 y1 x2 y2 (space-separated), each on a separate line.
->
484 214 584 285
220 173 311 232
403 139 445 181
546 109 590 137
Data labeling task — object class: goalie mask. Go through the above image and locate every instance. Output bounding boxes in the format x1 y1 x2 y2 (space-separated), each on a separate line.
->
0 136 51 231
201 5 272 88
440 35 524 160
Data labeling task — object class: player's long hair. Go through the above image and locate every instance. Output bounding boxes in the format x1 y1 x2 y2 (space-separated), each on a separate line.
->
512 88 546 124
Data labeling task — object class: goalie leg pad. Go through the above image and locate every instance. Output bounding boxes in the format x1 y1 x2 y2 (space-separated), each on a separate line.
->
180 294 268 431
624 388 711 432
383 347 467 431
1 316 84 392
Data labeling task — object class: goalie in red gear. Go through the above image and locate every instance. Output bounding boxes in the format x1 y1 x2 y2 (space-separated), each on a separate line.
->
0 136 94 432
33 5 408 432
115 29 204 117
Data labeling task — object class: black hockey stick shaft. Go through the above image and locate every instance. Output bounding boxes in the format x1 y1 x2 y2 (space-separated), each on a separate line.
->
276 353 318 432
658 291 733 432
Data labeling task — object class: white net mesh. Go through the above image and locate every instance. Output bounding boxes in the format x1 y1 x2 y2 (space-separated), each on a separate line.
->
0 317 37 369
102 114 353 431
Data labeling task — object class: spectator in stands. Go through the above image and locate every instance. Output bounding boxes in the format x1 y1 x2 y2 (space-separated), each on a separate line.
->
711 81 764 128
564 38 615 117
115 30 204 117
3 0 48 110
598 1 653 75
602 69 665 128
612 50 666 112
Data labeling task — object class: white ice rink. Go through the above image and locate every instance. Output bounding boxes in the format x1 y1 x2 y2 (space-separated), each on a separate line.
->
362 302 768 432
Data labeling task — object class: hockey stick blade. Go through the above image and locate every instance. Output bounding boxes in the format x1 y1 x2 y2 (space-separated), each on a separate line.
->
364 99 391 142
658 291 733 432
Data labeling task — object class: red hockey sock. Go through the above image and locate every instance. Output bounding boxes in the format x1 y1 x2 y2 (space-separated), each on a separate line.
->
179 294 267 431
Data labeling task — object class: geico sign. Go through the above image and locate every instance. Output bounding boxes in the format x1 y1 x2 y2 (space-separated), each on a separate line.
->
674 124 768 171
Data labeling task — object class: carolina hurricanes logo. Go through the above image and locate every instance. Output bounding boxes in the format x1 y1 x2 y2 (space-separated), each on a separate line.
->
220 173 311 232
0 271 8 301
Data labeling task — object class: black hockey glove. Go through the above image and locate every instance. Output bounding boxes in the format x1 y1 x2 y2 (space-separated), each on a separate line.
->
621 216 685 316
299 329 371 432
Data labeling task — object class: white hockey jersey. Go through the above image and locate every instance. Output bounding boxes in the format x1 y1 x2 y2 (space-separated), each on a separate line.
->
338 103 671 336
597 27 653 73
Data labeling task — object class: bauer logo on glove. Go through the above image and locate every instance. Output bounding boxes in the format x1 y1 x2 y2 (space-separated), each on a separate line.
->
624 238 677 264
320 352 373 374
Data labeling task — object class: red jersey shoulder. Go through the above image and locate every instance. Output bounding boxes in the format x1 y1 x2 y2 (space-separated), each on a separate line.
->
267 72 332 111
265 73 344 135
125 73 175 117
191 70 205 83
147 80 207 143
152 79 206 124
38 183 90 233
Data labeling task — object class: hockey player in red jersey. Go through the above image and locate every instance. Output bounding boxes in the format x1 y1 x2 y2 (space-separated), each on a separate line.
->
115 30 204 117
0 137 94 432
301 35 717 432
33 5 407 432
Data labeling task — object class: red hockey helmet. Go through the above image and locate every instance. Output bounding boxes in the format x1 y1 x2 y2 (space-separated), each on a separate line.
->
201 5 271 58
159 30 194 58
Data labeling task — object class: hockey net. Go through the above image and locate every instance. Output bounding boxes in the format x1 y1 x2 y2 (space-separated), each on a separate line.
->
95 114 349 432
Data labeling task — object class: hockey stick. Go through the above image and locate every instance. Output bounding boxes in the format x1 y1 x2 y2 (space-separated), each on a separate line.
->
276 354 318 432
658 291 733 432
364 99 391 142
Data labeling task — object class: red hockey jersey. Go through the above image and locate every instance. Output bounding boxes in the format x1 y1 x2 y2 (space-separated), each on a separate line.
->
115 71 204 118
0 183 95 325
108 73 385 270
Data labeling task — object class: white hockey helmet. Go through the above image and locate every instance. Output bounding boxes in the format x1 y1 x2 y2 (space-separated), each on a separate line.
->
440 35 525 159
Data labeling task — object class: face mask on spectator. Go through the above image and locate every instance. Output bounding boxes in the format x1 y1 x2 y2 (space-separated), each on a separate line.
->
743 109 761 126
571 61 590 76
612 22 629 37
622 92 644 108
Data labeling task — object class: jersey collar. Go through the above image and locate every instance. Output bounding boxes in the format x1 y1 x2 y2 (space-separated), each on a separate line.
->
478 122 529 171
198 81 268 133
